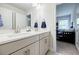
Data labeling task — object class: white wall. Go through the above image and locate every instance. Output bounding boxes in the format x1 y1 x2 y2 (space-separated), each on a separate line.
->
28 4 52 30
44 4 56 52
27 4 56 52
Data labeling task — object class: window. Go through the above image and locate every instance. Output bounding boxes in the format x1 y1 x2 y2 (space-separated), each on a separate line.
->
57 15 71 30
58 20 69 30
76 18 79 25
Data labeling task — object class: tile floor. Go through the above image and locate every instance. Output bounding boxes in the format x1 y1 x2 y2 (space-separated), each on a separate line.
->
47 41 79 55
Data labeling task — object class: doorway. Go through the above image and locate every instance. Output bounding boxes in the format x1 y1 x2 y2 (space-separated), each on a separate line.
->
56 3 79 55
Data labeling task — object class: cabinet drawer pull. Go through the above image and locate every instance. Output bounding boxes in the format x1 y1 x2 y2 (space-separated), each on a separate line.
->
24 49 30 55
25 51 27 53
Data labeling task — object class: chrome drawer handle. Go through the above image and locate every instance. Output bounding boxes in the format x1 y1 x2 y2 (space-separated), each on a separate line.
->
24 49 30 55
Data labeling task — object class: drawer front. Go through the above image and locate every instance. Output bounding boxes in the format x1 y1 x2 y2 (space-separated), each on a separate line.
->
39 32 49 39
12 43 35 55
0 35 39 55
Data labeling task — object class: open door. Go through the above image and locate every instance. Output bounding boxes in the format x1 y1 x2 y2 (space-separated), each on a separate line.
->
75 15 79 51
75 4 79 51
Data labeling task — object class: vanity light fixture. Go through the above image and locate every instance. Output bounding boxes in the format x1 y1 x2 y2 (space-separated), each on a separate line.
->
32 3 40 9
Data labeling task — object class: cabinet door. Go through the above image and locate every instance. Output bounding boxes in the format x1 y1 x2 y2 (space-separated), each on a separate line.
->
40 36 49 55
12 44 35 55
44 37 49 53
40 39 45 55
34 41 39 55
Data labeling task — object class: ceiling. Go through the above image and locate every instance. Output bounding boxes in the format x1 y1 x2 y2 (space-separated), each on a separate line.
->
8 3 33 11
8 3 60 12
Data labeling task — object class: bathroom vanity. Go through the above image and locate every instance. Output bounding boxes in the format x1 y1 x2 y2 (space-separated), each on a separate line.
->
0 30 50 55
0 4 51 55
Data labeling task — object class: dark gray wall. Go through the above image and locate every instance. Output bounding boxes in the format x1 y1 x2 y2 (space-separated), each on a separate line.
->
56 3 78 29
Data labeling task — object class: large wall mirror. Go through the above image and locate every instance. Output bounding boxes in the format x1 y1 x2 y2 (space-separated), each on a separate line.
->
0 3 32 31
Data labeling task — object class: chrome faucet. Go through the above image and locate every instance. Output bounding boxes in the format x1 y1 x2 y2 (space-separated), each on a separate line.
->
26 26 31 32
15 26 20 33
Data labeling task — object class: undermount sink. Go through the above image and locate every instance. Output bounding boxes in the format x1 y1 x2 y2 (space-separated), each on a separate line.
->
8 32 30 37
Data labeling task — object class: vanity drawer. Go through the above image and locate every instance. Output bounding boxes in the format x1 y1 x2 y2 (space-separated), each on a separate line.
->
39 32 49 39
0 35 39 55
12 43 35 55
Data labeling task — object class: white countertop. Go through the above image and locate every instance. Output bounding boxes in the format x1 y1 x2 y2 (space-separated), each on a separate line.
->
0 29 50 45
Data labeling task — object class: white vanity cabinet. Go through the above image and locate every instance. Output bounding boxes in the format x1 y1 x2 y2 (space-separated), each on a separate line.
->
0 32 49 55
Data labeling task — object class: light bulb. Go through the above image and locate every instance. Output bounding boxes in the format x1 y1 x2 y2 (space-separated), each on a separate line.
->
32 3 40 8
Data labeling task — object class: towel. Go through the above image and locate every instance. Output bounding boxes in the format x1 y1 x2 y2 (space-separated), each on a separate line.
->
41 21 46 28
0 14 3 27
34 22 38 28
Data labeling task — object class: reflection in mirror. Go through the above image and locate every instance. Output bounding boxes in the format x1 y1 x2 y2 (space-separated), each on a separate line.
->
16 12 27 29
26 14 31 32
0 6 13 34
0 7 12 30
12 12 16 30
27 14 31 27
0 14 3 27
0 3 32 34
